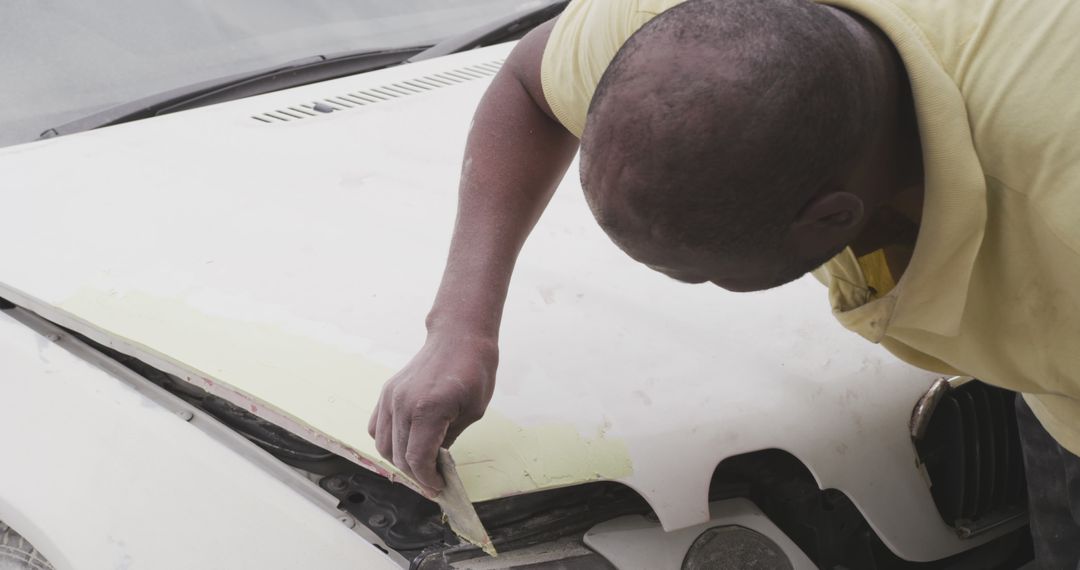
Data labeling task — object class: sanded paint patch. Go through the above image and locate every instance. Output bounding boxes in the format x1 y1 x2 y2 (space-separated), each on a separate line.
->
451 412 634 499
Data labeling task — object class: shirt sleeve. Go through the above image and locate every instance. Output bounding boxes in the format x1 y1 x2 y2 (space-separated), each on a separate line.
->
540 0 685 137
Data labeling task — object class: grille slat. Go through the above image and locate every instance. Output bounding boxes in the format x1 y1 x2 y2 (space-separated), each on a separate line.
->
359 90 391 101
368 87 403 99
251 60 504 125
955 390 979 519
384 83 416 94
431 73 465 84
1004 391 1026 503
276 109 305 119
448 68 484 80
400 80 433 91
338 94 368 105
416 75 455 87
351 92 384 103
263 111 293 122
973 388 997 515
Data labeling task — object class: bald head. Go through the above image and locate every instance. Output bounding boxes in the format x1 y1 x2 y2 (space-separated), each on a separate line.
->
580 0 891 289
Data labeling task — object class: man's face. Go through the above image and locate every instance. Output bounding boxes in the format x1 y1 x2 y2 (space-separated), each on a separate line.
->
616 235 808 292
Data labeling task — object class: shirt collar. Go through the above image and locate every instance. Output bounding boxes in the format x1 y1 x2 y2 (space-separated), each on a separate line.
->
820 0 988 338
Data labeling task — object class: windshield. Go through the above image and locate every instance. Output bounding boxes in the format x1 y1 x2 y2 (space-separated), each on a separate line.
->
0 0 541 148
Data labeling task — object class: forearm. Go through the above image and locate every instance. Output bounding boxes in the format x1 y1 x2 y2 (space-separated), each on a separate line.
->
426 26 578 339
370 22 575 486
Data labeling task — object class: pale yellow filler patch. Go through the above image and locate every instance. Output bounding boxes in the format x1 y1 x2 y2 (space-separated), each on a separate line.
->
57 287 633 503
60 287 394 464
453 412 634 498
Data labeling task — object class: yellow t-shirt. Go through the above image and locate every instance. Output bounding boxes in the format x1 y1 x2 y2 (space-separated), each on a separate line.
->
541 0 1080 454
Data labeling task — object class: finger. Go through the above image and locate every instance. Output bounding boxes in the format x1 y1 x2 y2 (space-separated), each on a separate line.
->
391 405 413 478
405 417 450 493
367 392 381 438
374 397 394 461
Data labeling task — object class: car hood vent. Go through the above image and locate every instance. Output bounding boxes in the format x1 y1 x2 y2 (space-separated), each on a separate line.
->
251 60 503 124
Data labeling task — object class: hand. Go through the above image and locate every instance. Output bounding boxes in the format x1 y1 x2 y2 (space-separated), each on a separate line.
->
368 331 498 495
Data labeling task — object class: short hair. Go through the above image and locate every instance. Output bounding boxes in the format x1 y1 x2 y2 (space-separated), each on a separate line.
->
581 0 882 260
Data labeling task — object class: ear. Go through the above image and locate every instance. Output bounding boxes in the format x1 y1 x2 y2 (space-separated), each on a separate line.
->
794 191 865 229
788 191 865 255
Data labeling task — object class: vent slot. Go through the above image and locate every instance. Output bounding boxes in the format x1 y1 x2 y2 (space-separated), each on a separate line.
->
913 380 1027 538
251 60 504 125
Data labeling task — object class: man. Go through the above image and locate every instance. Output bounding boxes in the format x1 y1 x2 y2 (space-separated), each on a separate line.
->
369 0 1080 564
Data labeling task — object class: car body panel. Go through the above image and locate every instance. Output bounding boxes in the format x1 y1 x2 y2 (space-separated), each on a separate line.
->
0 309 399 570
0 44 1012 560
584 499 815 570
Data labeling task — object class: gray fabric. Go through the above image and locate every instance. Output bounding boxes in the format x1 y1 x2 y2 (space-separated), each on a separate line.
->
1016 396 1080 569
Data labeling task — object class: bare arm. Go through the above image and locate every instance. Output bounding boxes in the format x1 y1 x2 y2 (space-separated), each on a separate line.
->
368 20 579 493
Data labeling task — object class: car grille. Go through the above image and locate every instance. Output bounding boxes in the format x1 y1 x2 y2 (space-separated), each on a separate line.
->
912 379 1027 537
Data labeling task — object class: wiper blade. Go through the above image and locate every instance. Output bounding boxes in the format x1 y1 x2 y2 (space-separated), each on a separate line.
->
40 46 425 139
407 1 568 63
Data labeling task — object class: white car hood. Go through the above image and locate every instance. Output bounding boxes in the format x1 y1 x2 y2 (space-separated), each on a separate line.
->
0 44 978 559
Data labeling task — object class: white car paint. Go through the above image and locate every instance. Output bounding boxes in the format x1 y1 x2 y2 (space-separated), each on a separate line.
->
0 43 1017 563
0 309 400 570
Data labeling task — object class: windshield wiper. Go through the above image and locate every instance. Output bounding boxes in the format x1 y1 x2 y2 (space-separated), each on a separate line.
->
407 1 568 63
40 46 425 139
